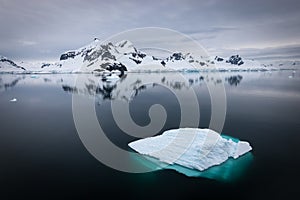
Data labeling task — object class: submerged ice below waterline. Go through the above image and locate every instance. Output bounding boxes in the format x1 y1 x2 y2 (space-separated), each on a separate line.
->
129 128 252 179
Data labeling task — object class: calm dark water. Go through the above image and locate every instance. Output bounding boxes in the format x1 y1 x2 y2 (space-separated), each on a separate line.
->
0 71 300 199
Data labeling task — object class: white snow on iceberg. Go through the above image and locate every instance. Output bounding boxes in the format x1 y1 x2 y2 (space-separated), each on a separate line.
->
129 128 252 171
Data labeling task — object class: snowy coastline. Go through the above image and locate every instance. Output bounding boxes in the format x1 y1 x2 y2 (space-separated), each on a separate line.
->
1 39 299 74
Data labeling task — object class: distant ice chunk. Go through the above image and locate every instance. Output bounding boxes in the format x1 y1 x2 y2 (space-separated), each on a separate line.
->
30 75 39 78
10 98 17 102
129 128 252 171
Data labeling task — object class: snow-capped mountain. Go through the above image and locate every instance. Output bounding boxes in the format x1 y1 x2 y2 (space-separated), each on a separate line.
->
215 55 245 66
0 55 26 73
1 39 214 73
54 39 212 73
213 54 300 70
1 39 299 74
41 39 161 73
213 55 263 69
160 52 210 69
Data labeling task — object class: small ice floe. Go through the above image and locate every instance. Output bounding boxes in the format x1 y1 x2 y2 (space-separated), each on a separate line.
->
288 75 293 79
129 128 252 174
10 98 17 102
30 75 39 78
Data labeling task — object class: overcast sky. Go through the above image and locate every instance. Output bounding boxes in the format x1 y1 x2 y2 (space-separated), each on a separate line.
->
1 0 300 61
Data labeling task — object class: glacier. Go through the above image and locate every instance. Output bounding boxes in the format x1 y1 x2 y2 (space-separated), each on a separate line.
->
129 128 252 173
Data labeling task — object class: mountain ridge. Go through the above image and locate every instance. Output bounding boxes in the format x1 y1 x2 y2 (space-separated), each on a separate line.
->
1 39 299 74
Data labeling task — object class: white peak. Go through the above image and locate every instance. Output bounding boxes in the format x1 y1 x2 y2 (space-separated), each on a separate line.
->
73 38 101 53
115 40 137 54
116 40 133 48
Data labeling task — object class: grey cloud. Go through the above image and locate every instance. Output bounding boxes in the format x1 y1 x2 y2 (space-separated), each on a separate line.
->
209 44 300 61
0 0 300 61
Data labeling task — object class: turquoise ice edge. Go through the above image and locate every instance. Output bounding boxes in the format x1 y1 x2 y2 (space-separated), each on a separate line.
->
130 134 253 182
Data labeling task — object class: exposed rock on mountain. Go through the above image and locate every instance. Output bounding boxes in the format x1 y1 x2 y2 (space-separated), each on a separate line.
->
215 55 244 66
0 55 26 72
227 55 244 66
1 39 299 74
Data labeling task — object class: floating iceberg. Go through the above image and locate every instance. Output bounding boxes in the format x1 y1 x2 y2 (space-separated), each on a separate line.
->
129 128 252 173
130 150 253 182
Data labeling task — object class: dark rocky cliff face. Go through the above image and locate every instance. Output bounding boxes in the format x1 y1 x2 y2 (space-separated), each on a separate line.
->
60 51 77 60
215 55 244 66
226 55 244 66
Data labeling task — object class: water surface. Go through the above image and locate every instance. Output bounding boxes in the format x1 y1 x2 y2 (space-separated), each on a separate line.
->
0 70 299 199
